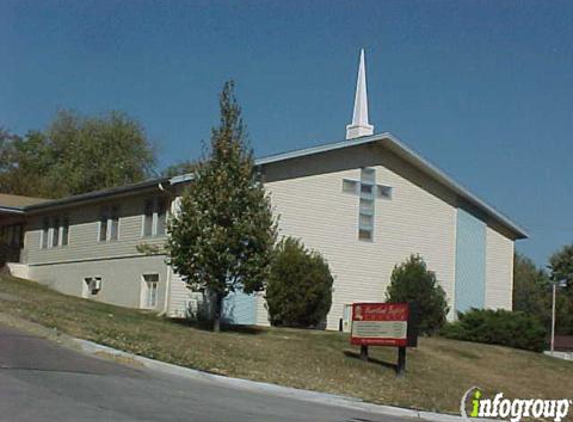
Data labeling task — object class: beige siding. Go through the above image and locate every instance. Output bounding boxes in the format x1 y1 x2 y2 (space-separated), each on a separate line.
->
258 145 458 329
485 226 514 310
28 255 169 309
23 193 168 265
22 192 171 311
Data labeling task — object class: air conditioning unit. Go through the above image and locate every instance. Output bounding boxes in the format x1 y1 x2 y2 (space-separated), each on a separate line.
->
90 277 102 293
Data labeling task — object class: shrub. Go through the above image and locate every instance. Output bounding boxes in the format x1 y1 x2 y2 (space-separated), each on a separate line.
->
441 308 547 352
265 237 333 328
386 254 449 335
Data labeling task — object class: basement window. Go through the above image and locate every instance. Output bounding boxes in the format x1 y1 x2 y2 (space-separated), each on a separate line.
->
142 273 159 309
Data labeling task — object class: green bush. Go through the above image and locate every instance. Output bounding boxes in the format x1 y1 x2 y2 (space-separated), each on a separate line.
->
265 237 333 328
386 254 449 335
441 308 548 352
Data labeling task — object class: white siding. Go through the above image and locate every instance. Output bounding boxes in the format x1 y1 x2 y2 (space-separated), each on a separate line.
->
257 145 458 329
485 226 514 310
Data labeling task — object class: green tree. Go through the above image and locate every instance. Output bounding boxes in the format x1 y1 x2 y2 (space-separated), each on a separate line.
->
386 254 449 335
513 253 551 318
265 237 334 328
161 160 198 178
513 252 572 335
0 110 156 198
548 245 573 334
549 244 573 286
167 81 276 332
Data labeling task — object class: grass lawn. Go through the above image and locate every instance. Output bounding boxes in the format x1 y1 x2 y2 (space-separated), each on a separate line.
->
1 274 571 415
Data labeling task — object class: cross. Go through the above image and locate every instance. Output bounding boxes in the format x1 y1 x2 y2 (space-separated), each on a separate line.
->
342 167 392 241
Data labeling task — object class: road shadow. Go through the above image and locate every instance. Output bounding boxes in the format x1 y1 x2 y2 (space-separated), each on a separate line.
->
167 318 264 335
343 350 398 372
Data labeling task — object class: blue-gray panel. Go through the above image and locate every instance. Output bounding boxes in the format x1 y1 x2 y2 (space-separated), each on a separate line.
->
455 208 486 313
222 287 256 325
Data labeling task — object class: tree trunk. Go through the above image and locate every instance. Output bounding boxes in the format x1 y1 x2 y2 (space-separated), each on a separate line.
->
213 293 223 332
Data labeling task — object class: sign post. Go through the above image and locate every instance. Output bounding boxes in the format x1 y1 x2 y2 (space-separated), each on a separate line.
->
350 302 418 375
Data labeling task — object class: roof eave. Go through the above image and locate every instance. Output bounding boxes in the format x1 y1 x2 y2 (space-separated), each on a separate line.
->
253 132 528 240
0 206 25 215
24 178 171 213
381 133 528 239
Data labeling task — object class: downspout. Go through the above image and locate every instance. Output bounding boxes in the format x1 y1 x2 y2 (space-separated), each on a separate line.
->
157 181 172 317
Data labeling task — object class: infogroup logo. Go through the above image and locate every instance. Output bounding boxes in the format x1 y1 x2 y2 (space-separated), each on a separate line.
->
460 387 571 422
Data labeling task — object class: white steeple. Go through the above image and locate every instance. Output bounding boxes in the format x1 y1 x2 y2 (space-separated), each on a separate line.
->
346 49 374 139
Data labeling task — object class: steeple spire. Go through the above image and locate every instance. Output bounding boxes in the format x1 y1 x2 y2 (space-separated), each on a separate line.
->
346 49 374 139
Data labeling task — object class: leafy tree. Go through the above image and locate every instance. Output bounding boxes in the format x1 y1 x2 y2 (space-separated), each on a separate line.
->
548 245 573 334
161 160 198 178
265 237 334 328
549 244 573 286
0 110 156 198
167 81 276 332
513 253 551 318
386 254 449 335
513 252 572 335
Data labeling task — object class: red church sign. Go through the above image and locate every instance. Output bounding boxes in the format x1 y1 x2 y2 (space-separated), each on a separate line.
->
350 302 410 347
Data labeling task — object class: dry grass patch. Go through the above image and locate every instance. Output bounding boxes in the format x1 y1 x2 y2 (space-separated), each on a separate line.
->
1 274 571 414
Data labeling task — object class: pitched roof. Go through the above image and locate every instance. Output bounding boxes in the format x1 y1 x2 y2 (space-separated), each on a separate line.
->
24 178 170 212
13 131 527 239
0 193 48 208
255 132 528 239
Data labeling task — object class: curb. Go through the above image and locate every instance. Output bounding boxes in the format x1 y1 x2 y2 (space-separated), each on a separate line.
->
0 312 502 422
72 337 467 422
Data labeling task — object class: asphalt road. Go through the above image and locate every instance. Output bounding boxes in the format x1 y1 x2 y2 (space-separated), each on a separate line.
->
0 324 418 422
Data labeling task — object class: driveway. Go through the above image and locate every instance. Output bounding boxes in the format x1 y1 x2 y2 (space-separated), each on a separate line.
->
0 323 418 422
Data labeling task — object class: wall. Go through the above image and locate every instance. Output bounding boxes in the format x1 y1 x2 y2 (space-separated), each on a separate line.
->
257 143 458 330
23 190 171 311
454 208 486 313
485 225 514 310
28 254 168 309
23 192 168 265
168 272 257 325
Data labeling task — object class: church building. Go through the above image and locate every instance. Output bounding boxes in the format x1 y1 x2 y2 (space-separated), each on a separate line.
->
0 50 527 330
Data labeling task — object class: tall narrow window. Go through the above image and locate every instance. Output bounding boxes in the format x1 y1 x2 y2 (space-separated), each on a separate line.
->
110 206 119 241
156 199 167 236
52 217 60 247
61 217 69 246
143 199 154 237
14 224 23 249
52 220 57 247
41 218 49 249
142 198 168 237
142 273 159 308
99 208 108 242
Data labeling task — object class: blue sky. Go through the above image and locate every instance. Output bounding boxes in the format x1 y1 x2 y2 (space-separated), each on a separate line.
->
1 0 572 266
